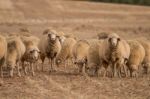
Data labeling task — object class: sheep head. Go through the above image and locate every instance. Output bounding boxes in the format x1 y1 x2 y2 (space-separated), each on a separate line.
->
108 33 121 48
26 48 41 62
57 36 66 44
85 63 98 76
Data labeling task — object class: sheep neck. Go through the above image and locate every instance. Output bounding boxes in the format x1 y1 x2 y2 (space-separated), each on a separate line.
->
109 45 118 62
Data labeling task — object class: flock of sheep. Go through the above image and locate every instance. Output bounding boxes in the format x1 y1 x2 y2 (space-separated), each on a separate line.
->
0 28 149 78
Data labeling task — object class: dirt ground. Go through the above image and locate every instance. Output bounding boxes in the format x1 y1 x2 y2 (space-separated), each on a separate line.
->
0 0 150 99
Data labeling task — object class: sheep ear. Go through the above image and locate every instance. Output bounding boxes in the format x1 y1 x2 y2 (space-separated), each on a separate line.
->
108 38 111 42
117 38 121 42
43 29 49 35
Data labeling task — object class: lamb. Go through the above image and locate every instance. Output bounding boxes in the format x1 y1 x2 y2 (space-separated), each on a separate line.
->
0 35 7 77
6 36 26 77
85 39 102 76
72 40 90 73
38 29 61 72
96 33 130 78
127 40 145 77
55 37 77 67
21 35 40 76
137 39 150 74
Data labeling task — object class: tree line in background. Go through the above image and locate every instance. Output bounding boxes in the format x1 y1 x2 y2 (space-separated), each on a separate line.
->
90 0 150 6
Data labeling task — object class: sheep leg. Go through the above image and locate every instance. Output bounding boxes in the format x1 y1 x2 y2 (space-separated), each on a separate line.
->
35 62 39 71
0 66 3 78
0 57 5 78
22 62 27 75
10 68 13 77
123 64 127 77
103 68 107 78
130 70 132 77
41 55 45 72
118 67 122 78
113 63 117 77
16 62 21 77
78 65 83 73
64 60 67 70
22 63 27 75
52 59 56 72
103 63 108 77
82 63 87 77
24 66 27 75
49 59 53 73
30 63 35 76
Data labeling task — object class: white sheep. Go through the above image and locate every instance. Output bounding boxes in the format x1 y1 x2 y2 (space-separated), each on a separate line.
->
97 33 130 78
55 37 77 68
21 35 40 76
39 29 61 72
72 40 90 73
127 40 145 77
0 35 7 77
6 36 26 77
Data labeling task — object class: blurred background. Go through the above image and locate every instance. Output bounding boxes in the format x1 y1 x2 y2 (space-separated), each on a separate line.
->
85 0 150 6
0 0 149 39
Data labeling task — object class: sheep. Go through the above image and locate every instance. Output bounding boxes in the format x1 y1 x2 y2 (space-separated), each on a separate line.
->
6 36 26 77
19 28 30 33
137 39 150 74
21 35 40 76
97 32 110 40
57 32 66 45
127 40 145 77
55 37 77 68
38 29 61 73
0 35 7 77
85 39 102 76
64 33 77 40
96 33 130 78
72 40 90 73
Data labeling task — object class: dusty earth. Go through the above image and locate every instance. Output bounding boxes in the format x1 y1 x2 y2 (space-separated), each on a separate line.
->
0 0 150 99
